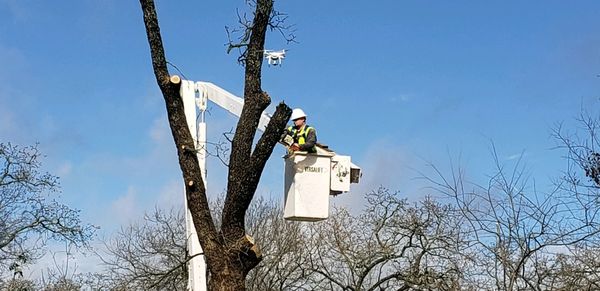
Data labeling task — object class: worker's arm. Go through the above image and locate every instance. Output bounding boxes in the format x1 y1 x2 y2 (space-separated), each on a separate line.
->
299 128 317 151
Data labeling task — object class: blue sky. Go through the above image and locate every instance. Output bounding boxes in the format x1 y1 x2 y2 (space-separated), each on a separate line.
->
1 0 600 246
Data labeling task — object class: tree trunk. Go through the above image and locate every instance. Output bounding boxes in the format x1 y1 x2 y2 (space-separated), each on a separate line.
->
138 0 291 289
209 269 246 291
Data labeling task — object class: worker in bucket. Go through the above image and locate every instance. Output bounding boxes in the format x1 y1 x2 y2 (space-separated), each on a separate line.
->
286 108 317 153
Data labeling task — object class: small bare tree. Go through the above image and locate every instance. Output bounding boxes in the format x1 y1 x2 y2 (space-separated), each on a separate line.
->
244 198 307 291
0 143 94 278
295 188 467 291
538 109 600 290
0 277 36 291
530 243 600 290
38 243 87 291
553 110 600 189
96 208 187 290
426 146 600 290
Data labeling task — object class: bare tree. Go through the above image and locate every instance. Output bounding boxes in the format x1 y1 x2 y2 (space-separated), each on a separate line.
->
527 243 600 290
0 243 99 290
40 270 83 291
244 198 308 291
95 208 187 290
0 277 36 291
37 243 86 291
292 188 468 291
537 109 600 290
93 188 486 290
94 196 306 290
425 146 600 290
138 0 291 289
553 110 600 189
0 143 94 278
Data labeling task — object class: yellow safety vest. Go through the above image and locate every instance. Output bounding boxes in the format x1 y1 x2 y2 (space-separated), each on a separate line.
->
288 125 316 153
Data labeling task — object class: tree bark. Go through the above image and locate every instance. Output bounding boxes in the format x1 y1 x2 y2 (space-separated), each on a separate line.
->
222 0 278 242
138 0 291 289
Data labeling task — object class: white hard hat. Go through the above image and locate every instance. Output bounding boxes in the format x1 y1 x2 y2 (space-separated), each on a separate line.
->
290 108 307 120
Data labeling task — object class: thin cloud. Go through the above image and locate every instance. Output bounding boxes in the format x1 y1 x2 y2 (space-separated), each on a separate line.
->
149 116 169 143
506 152 527 161
389 94 412 103
0 99 16 137
111 186 140 224
156 179 184 209
0 43 27 81
56 161 73 178
333 138 425 213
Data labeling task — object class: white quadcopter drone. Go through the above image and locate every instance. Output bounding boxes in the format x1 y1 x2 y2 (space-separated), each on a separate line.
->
264 49 286 66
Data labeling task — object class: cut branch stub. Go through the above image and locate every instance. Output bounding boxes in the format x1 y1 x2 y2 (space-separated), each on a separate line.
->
170 75 182 85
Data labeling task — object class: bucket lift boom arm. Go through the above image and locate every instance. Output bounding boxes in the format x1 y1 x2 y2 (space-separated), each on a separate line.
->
194 81 271 132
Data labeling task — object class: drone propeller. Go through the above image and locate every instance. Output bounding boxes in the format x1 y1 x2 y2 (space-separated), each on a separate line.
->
264 49 288 53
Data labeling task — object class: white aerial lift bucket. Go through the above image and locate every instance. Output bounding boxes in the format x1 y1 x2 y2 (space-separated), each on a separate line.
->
283 151 333 221
283 147 361 221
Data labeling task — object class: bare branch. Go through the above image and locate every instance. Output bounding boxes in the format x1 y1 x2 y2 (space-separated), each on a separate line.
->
0 143 94 273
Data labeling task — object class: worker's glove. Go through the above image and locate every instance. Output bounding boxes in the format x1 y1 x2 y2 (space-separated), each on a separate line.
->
290 144 300 151
280 133 294 146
